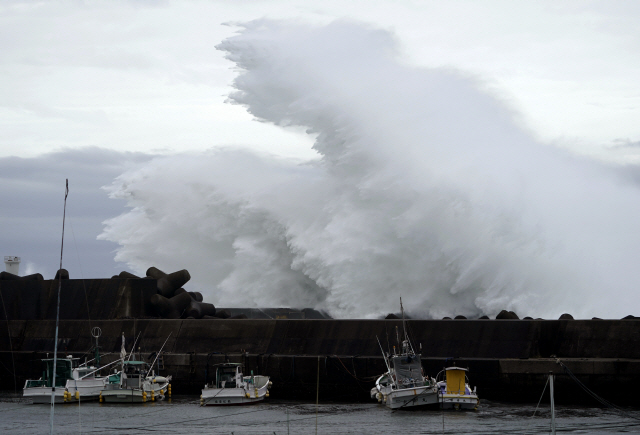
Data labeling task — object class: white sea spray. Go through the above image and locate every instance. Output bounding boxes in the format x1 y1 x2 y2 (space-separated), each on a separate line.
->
100 20 640 319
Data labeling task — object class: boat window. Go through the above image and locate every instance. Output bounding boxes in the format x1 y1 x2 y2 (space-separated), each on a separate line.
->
43 359 73 387
217 367 237 388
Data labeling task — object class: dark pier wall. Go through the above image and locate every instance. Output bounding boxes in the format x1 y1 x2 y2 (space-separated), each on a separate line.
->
1 279 639 404
1 318 640 405
0 279 156 320
3 318 640 359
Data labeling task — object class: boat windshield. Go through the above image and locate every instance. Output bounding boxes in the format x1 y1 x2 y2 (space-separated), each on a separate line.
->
216 366 238 388
392 354 424 388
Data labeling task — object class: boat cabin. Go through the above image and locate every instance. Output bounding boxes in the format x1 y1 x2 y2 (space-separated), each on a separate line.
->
213 363 243 389
72 365 97 380
437 366 474 396
25 356 79 388
121 361 149 389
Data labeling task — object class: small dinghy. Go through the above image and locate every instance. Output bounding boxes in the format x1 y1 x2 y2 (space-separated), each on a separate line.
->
200 363 271 406
435 366 479 410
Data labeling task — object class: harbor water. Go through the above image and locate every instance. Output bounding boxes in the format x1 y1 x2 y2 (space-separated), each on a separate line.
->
1 393 639 434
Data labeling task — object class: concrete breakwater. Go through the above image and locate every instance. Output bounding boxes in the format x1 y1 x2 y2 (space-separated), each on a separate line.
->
1 318 640 405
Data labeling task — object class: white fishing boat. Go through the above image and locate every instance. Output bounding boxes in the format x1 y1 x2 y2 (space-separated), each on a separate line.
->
100 361 171 403
23 356 111 404
200 362 271 406
435 366 480 410
24 356 76 404
100 333 172 404
371 299 439 410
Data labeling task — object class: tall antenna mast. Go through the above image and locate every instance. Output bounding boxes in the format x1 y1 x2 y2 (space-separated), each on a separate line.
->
400 297 407 340
399 297 414 354
49 179 68 434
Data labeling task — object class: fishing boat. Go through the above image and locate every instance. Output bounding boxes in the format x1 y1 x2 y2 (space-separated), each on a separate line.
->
99 333 172 404
23 327 115 404
435 366 480 410
370 299 439 410
100 360 171 403
200 362 271 406
23 357 115 404
24 356 79 404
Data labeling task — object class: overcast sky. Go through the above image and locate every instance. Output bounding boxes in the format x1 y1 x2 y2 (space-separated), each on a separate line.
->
2 0 639 161
2 1 640 317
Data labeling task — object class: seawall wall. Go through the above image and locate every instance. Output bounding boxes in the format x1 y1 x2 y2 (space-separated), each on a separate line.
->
1 318 640 404
1 278 639 404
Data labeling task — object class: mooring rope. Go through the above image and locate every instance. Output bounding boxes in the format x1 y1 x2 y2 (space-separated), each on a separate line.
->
532 374 550 417
557 359 640 422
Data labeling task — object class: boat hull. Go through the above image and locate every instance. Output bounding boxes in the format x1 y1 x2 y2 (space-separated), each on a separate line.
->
23 387 65 404
201 383 269 406
100 379 169 404
382 386 439 410
100 388 146 403
62 378 107 402
439 393 479 410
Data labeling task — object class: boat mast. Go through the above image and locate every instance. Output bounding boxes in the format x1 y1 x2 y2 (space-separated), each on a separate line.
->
399 297 414 354
92 326 101 367
49 179 68 435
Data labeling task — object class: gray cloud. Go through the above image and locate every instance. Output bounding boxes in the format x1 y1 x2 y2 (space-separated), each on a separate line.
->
0 147 154 279
612 138 640 149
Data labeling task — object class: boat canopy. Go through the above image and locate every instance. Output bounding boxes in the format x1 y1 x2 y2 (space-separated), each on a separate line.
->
445 367 467 395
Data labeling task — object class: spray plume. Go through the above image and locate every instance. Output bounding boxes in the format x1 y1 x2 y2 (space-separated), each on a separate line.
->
100 20 640 319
